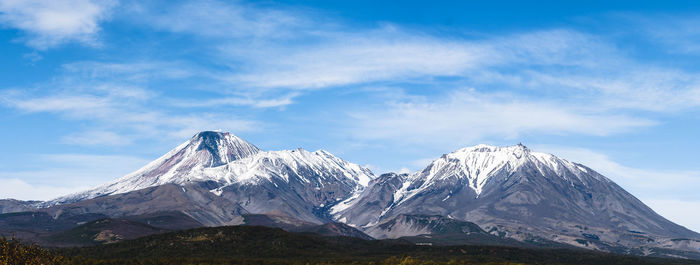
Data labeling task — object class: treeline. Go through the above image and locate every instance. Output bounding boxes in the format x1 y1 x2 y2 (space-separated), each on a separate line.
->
0 237 519 265
4 229 700 265
57 225 700 265
0 236 67 265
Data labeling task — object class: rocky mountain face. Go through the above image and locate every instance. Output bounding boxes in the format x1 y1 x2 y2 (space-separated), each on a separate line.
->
363 214 486 239
1 133 698 258
365 214 534 247
332 144 700 256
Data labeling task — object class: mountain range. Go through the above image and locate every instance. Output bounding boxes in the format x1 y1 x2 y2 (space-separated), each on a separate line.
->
1 131 698 259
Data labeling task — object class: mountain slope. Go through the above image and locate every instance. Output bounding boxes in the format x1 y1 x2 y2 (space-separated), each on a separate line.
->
331 172 408 226
46 183 246 226
0 199 40 214
47 218 168 246
333 144 700 256
39 131 374 225
49 131 262 205
365 214 486 238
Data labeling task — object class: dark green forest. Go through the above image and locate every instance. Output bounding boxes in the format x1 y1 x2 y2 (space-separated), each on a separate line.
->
2 226 699 265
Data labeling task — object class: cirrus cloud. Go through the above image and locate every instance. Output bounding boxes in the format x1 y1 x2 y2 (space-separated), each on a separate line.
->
0 0 117 49
347 90 655 149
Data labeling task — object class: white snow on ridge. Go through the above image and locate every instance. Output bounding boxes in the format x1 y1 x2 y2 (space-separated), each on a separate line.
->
330 188 364 214
388 144 603 207
48 131 374 206
221 148 374 187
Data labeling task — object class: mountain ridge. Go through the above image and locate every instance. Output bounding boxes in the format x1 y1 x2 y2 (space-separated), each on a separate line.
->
332 142 700 256
1 131 698 259
45 131 374 216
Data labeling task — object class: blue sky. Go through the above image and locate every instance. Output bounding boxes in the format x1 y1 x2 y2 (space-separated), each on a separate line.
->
1 0 700 231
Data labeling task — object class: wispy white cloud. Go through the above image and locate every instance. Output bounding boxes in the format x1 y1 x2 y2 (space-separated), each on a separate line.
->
61 61 195 82
114 1 700 118
477 68 700 113
411 158 437 169
0 57 277 145
0 0 117 49
0 153 150 200
62 130 133 146
212 28 620 91
0 93 111 114
3 1 700 152
139 0 311 39
395 168 411 174
224 32 487 89
168 93 298 109
0 178 89 201
625 14 700 55
56 60 301 108
0 89 261 142
0 68 261 145
348 90 654 148
22 51 42 63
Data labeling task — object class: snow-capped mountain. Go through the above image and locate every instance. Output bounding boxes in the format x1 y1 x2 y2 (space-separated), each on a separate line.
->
49 131 261 204
332 144 700 254
4 135 698 257
332 144 599 227
47 131 374 224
